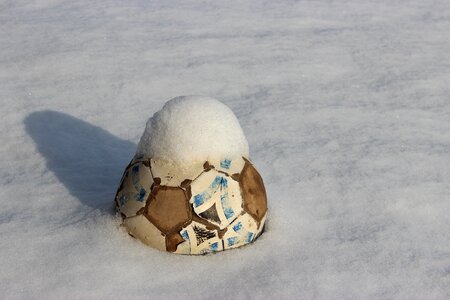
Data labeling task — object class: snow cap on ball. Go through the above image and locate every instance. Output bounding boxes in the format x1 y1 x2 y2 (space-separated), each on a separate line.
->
136 96 249 164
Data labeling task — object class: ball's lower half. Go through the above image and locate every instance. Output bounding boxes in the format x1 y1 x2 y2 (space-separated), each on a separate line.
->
115 156 267 255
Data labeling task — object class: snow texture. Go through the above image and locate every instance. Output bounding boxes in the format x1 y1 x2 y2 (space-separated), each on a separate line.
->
136 95 249 164
1 0 450 299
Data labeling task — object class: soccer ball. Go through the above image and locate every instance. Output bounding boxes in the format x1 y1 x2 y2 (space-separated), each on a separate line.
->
114 155 267 254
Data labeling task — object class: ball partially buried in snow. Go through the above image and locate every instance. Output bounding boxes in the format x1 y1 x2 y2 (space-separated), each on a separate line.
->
115 96 268 254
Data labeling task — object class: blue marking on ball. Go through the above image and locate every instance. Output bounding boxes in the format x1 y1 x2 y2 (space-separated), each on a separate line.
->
211 242 219 251
136 188 146 202
220 159 231 169
181 230 189 241
247 232 254 243
194 194 206 207
220 193 234 219
227 236 238 246
223 207 234 219
233 222 243 232
119 195 127 206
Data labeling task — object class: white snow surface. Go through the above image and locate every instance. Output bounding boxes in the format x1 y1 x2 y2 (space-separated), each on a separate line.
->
1 0 450 299
136 95 249 163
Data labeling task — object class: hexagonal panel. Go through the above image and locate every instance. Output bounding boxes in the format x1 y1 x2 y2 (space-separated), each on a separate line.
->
116 160 153 218
173 239 191 255
208 156 246 176
178 221 223 255
144 186 191 235
189 169 243 229
150 158 204 187
222 213 259 250
123 215 166 251
239 159 267 225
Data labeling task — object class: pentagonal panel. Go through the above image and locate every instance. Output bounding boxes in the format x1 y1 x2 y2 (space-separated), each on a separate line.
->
150 158 204 186
254 213 267 238
145 186 191 235
189 169 243 229
240 159 267 225
165 231 185 252
123 215 166 251
116 160 153 218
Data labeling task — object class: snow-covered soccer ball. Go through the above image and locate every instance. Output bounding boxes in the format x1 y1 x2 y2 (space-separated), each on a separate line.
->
114 96 268 254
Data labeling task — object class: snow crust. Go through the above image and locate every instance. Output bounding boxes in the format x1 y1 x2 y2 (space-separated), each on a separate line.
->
136 96 249 163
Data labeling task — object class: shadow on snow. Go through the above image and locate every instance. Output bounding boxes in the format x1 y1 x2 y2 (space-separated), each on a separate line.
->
25 110 136 215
